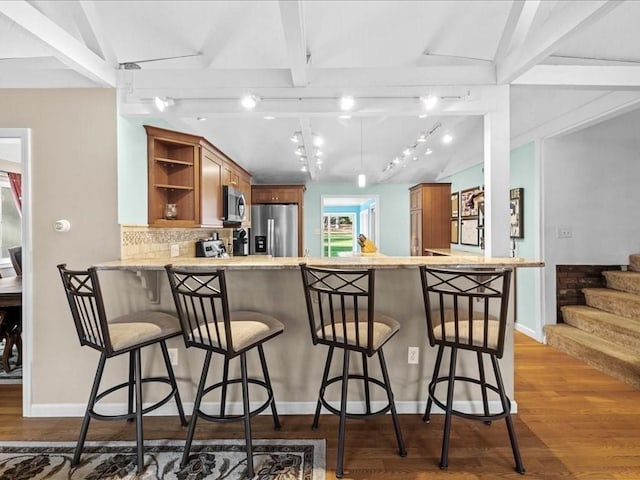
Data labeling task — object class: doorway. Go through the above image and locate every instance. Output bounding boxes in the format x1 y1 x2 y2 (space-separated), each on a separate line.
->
321 195 379 257
0 128 31 413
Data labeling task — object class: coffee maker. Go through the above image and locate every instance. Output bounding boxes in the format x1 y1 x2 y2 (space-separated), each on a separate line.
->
232 227 249 256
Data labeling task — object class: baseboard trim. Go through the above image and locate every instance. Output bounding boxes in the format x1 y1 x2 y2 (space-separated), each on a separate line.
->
28 399 518 418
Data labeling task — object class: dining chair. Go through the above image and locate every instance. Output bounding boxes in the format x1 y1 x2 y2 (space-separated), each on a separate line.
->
418 266 524 474
165 265 284 479
8 246 21 276
57 264 187 474
299 263 406 478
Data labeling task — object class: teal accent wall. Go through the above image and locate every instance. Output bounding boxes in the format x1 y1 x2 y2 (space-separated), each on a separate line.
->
117 116 172 225
510 142 538 334
442 142 539 334
304 183 411 256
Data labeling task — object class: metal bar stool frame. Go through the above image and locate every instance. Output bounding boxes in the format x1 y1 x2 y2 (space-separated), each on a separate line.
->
419 265 525 474
300 263 406 478
165 266 283 479
57 264 188 475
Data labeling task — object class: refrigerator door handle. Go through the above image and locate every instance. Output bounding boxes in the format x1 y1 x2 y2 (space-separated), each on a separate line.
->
267 218 275 256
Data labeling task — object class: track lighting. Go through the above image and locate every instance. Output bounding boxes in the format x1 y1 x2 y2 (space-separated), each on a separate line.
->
420 95 438 110
154 96 174 112
240 93 260 110
340 96 355 111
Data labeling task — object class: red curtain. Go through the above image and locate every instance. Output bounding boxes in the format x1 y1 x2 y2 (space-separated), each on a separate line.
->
7 172 21 215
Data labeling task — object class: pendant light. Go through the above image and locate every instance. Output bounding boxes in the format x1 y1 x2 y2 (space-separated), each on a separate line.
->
358 119 366 188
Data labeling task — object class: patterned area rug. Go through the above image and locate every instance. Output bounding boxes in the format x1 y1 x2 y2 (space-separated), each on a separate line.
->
0 439 325 479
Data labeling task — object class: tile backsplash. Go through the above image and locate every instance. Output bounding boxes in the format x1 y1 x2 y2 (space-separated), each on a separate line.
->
121 225 232 259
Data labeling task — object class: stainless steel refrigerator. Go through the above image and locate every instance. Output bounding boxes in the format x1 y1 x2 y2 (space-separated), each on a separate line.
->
250 204 298 256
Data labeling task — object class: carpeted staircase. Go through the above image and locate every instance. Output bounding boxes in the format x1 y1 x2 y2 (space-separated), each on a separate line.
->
545 253 640 388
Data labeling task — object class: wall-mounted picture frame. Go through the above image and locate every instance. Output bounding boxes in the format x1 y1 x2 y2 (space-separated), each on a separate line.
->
460 217 479 246
451 218 459 244
451 192 459 218
460 186 481 217
510 187 524 239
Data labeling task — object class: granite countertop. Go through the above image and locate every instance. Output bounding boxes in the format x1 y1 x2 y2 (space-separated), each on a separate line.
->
95 254 543 271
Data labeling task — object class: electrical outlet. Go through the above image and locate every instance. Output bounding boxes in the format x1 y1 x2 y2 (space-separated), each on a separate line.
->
408 346 419 364
170 244 179 257
168 348 178 366
557 226 572 239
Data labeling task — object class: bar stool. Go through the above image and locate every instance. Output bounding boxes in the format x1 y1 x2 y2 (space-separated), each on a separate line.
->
418 266 525 474
165 266 284 479
57 264 187 474
299 263 406 478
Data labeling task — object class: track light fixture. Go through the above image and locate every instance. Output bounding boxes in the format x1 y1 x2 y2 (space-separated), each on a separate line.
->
154 96 174 112
240 93 260 110
340 96 355 111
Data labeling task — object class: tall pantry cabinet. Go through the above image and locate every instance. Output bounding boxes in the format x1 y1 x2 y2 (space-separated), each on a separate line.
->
409 183 451 255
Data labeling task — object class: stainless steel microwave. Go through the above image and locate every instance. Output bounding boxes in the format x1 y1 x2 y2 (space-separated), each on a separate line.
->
222 185 246 223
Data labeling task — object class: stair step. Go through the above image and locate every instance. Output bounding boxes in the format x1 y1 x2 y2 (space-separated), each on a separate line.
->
630 254 640 273
561 305 640 349
544 324 640 389
603 270 640 295
583 288 640 321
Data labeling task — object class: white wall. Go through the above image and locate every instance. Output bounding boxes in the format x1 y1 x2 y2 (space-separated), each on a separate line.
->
0 89 120 410
542 108 640 327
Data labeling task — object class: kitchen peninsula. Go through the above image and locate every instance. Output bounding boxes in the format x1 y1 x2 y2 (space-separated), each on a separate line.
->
93 254 542 416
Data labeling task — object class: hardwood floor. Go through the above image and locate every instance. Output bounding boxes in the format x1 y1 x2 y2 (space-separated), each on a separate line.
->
2 332 640 479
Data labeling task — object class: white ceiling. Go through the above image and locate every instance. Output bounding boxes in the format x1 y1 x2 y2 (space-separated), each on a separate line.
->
1 0 640 185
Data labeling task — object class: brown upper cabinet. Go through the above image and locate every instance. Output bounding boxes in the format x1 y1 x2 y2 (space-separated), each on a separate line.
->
145 125 251 228
409 182 451 255
251 185 304 205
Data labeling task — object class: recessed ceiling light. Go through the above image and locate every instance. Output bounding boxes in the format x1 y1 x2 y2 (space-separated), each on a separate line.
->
263 116 275 120
339 115 352 120
312 135 324 147
442 133 453 144
418 114 428 119
340 96 355 111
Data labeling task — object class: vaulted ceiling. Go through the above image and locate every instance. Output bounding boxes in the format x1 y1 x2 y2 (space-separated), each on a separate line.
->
1 0 639 184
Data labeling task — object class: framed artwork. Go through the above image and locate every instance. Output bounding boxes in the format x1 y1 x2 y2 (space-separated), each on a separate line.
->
451 219 459 244
460 187 481 217
451 192 459 218
460 218 479 246
510 188 524 239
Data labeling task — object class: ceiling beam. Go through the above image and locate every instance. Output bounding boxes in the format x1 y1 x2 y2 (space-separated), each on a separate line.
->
496 0 622 84
124 65 495 93
513 65 640 87
78 0 117 66
0 0 115 86
493 0 528 64
278 0 308 87
511 90 640 149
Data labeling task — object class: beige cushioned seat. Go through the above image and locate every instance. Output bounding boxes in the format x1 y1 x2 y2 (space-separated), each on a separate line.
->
317 309 400 350
432 309 500 349
107 311 181 352
190 310 284 352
